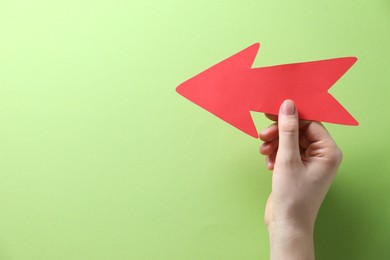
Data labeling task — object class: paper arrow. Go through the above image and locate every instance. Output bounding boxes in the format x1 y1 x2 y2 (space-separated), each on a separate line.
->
176 43 358 138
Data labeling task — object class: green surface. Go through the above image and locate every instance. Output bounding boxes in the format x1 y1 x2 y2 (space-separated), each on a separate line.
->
0 0 389 259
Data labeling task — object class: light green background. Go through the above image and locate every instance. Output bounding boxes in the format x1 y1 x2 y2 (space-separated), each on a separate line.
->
0 0 389 259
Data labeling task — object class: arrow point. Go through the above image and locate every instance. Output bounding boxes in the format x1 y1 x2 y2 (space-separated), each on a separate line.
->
176 43 262 137
176 43 260 96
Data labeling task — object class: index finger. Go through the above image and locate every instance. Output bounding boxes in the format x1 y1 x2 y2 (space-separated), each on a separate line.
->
265 113 278 121
264 113 311 129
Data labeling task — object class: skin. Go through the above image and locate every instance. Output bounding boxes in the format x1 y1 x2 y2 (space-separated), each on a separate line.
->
259 99 343 260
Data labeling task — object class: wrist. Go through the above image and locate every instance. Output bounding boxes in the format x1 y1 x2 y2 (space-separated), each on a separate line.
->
268 220 315 260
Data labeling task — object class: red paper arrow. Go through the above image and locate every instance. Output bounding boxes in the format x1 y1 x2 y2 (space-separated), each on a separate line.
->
176 43 358 138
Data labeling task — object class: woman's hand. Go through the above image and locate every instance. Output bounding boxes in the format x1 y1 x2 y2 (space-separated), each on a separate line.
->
259 99 343 260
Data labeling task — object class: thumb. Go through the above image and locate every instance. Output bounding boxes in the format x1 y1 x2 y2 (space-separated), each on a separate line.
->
276 99 301 163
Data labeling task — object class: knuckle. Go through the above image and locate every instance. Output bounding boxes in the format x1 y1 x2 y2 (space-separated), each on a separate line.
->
279 119 298 134
334 147 343 164
276 153 300 166
326 146 343 167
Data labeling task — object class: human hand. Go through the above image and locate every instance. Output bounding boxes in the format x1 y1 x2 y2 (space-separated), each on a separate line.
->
259 99 343 259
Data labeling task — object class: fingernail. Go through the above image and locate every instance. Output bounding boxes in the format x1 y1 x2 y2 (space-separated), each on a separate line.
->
282 100 295 115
